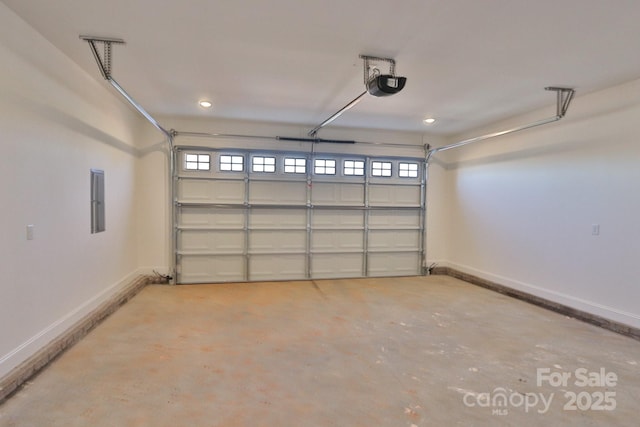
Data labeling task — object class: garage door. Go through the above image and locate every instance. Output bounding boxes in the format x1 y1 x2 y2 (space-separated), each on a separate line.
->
174 147 426 284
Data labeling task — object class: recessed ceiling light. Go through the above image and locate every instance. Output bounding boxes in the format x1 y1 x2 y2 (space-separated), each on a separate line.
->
199 100 212 108
423 117 436 124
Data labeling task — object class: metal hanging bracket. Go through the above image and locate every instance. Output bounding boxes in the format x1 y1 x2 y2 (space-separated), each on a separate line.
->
359 54 397 83
545 86 575 118
426 86 576 162
79 36 125 80
80 35 170 138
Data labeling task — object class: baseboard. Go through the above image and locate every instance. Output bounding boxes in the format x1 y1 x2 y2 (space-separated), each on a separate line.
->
0 271 160 403
431 263 640 341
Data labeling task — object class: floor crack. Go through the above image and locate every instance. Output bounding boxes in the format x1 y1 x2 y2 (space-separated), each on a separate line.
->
311 280 328 299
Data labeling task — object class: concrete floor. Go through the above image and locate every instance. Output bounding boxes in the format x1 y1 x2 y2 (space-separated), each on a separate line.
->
1 276 638 426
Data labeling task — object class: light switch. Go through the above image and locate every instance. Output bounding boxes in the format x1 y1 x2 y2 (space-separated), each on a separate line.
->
592 224 600 236
27 224 35 240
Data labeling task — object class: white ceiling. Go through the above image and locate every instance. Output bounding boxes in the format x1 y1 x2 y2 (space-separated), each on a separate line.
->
4 0 640 136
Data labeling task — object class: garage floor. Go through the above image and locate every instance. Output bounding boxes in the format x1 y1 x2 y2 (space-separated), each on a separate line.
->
1 276 638 426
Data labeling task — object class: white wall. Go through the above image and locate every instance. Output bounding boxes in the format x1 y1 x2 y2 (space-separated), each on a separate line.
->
434 80 640 328
0 4 149 378
425 158 450 267
135 139 171 272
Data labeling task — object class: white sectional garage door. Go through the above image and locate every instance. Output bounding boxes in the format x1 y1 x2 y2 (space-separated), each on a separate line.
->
175 147 426 284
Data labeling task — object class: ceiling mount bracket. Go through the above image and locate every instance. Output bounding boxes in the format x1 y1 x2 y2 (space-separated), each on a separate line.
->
359 54 396 83
79 35 125 80
545 86 575 118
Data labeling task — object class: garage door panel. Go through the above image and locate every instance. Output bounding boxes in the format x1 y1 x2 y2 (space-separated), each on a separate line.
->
311 253 363 279
179 207 245 228
249 181 306 205
250 209 306 229
250 255 306 281
312 230 363 252
178 179 245 204
250 230 306 252
368 253 420 277
179 256 245 283
369 185 420 207
312 210 363 229
312 182 364 206
369 210 420 229
368 230 420 251
179 230 244 254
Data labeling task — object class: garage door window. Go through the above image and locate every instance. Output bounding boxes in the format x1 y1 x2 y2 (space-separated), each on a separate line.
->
185 154 210 171
252 156 276 173
284 158 306 174
399 162 419 178
314 159 336 175
220 155 244 172
344 160 365 176
372 161 392 177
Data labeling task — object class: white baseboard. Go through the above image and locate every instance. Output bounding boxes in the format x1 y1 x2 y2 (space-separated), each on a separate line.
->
436 260 640 330
0 268 150 380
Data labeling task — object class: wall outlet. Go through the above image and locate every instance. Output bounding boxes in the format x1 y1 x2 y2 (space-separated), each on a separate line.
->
26 224 35 240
